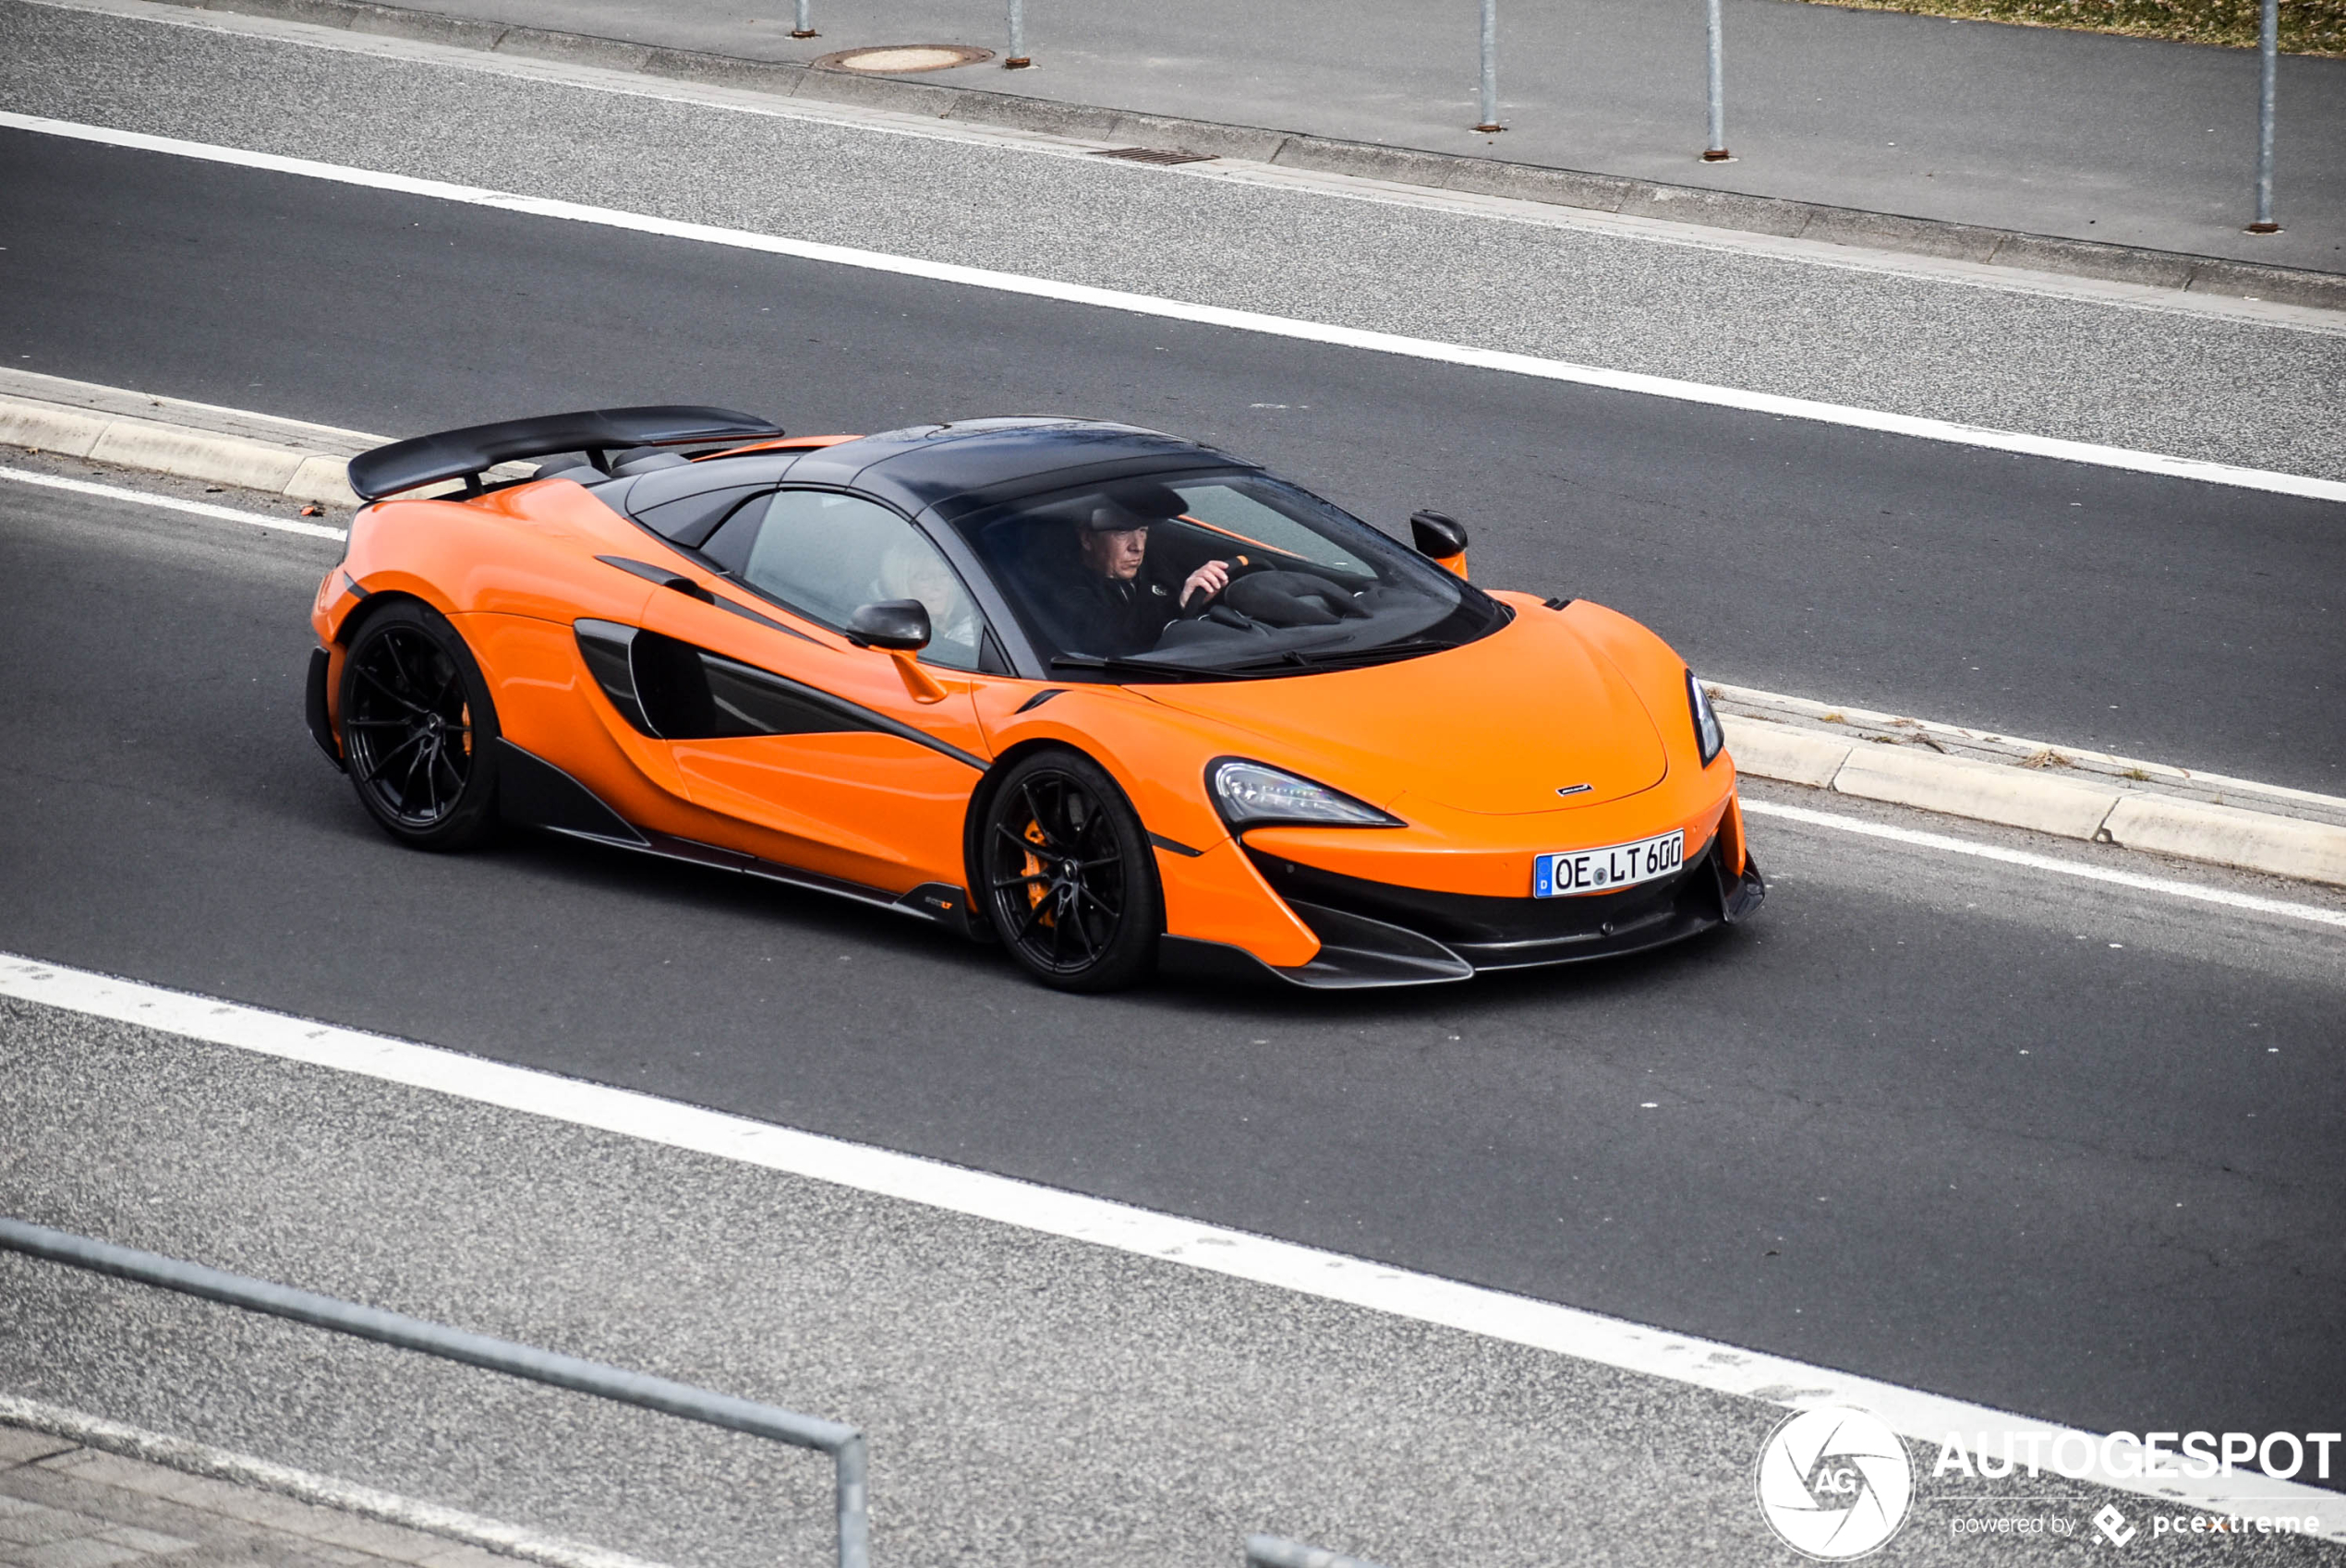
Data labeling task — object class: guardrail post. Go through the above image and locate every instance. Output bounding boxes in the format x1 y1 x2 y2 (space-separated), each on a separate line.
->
1701 0 1731 160
835 1432 869 1568
2247 0 2279 231
1473 0 1502 132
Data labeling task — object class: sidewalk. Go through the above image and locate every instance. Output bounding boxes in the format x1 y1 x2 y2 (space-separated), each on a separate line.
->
167 0 2346 271
0 1426 509 1568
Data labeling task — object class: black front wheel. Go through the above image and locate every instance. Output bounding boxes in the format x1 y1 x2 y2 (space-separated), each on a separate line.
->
979 751 1162 992
337 600 502 850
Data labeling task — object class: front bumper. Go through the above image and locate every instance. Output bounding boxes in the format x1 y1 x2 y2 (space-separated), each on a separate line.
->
1162 836 1763 989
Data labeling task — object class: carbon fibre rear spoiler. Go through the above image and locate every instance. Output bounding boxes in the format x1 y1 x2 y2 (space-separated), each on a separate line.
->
346 405 785 501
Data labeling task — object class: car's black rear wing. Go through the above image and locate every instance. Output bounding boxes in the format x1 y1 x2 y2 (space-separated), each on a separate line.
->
346 405 785 501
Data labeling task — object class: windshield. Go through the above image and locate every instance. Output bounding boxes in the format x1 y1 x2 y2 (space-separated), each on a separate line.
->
948 469 1507 680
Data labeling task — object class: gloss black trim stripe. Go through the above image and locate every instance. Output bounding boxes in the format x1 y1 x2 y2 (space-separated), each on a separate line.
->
1015 687 1067 714
700 652 989 770
595 554 710 598
1148 832 1204 858
713 594 815 640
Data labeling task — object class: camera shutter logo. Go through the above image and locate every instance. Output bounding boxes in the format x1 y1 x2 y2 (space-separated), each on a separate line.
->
1754 1407 1916 1559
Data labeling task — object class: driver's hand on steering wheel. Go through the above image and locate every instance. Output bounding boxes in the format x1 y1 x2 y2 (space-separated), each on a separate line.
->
1180 558 1232 609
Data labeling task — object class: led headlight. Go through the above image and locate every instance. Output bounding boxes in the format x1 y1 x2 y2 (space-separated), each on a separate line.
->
1209 758 1400 828
1687 670 1724 766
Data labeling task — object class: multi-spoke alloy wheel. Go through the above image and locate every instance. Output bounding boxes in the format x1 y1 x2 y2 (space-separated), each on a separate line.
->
337 601 502 850
979 751 1161 991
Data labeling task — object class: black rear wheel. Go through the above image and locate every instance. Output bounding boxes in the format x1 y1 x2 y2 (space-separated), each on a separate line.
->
979 751 1161 992
338 600 501 850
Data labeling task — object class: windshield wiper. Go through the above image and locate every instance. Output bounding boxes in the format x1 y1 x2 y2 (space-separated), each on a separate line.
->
1218 638 1460 674
1048 654 1231 682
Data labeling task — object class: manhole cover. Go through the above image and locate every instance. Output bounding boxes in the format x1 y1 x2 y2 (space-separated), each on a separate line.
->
815 43 994 73
1091 147 1214 165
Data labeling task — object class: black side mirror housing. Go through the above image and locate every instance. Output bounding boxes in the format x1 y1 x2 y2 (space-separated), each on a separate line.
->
1409 510 1469 560
847 598 932 651
1409 511 1469 578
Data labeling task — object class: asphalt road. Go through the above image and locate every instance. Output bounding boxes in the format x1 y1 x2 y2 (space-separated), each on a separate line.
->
4 996 2327 1568
2 472 2341 1478
1 129 2341 791
279 0 2346 269
9 0 2346 483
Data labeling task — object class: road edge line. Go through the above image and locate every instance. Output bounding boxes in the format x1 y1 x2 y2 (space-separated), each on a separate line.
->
66 0 2346 317
3 951 2340 1530
3 111 2343 506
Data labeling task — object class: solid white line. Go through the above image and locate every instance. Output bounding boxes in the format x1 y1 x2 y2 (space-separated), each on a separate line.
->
1742 797 2346 929
1 950 2338 1529
0 464 349 540
4 111 2340 507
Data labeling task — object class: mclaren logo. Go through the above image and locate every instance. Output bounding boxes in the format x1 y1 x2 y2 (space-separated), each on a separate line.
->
1554 783 1593 797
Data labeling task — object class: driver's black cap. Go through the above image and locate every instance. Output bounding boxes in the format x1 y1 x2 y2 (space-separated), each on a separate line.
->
1080 481 1186 530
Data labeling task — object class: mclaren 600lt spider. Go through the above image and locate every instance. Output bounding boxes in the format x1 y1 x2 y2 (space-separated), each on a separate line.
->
307 406 1762 992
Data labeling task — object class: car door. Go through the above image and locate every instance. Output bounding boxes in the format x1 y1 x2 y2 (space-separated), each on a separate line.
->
634 488 995 897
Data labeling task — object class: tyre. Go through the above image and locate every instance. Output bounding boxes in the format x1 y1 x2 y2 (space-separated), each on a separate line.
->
337 599 502 850
978 750 1162 992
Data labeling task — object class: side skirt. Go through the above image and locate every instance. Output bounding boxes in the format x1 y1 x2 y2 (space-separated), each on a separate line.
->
491 739 976 935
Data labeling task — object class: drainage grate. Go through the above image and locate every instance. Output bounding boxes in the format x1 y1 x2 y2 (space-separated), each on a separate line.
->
1090 147 1215 165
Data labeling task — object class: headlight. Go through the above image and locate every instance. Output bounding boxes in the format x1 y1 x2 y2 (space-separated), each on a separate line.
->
1687 670 1724 766
1209 758 1400 828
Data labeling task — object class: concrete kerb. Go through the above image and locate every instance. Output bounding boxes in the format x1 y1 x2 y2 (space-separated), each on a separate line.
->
1718 715 2346 889
128 0 2346 311
0 1394 669 1568
6 371 2342 891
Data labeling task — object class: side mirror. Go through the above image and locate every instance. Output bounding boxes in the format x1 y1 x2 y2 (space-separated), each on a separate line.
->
847 598 931 651
1409 510 1469 579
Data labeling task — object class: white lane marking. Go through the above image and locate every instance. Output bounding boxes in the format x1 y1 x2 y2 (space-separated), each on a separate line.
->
0 464 349 540
4 112 2340 507
1742 797 2346 929
1 951 2338 1528
43 0 2346 342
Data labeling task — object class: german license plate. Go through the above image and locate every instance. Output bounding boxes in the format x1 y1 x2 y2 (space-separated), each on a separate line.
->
1533 830 1685 898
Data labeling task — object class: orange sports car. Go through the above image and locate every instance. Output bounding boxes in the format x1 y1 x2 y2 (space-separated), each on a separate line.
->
307 407 1762 991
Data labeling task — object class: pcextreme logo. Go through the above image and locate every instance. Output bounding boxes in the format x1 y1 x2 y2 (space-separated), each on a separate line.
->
1756 1406 1917 1559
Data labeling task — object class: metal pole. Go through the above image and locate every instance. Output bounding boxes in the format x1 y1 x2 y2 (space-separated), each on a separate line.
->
2247 0 2279 231
1005 0 1031 67
0 1218 870 1568
1701 0 1731 160
1474 0 1502 132
789 0 815 40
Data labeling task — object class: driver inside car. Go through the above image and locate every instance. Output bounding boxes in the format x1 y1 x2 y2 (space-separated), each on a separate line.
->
1052 485 1231 657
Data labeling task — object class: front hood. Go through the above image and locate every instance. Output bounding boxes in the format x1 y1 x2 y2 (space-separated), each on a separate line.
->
1139 607 1670 814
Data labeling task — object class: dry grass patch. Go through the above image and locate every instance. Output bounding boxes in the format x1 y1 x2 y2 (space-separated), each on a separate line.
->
1798 0 2344 56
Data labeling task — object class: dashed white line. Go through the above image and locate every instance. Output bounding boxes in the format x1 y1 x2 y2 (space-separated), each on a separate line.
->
0 464 348 540
3 112 2341 506
1742 798 2346 928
